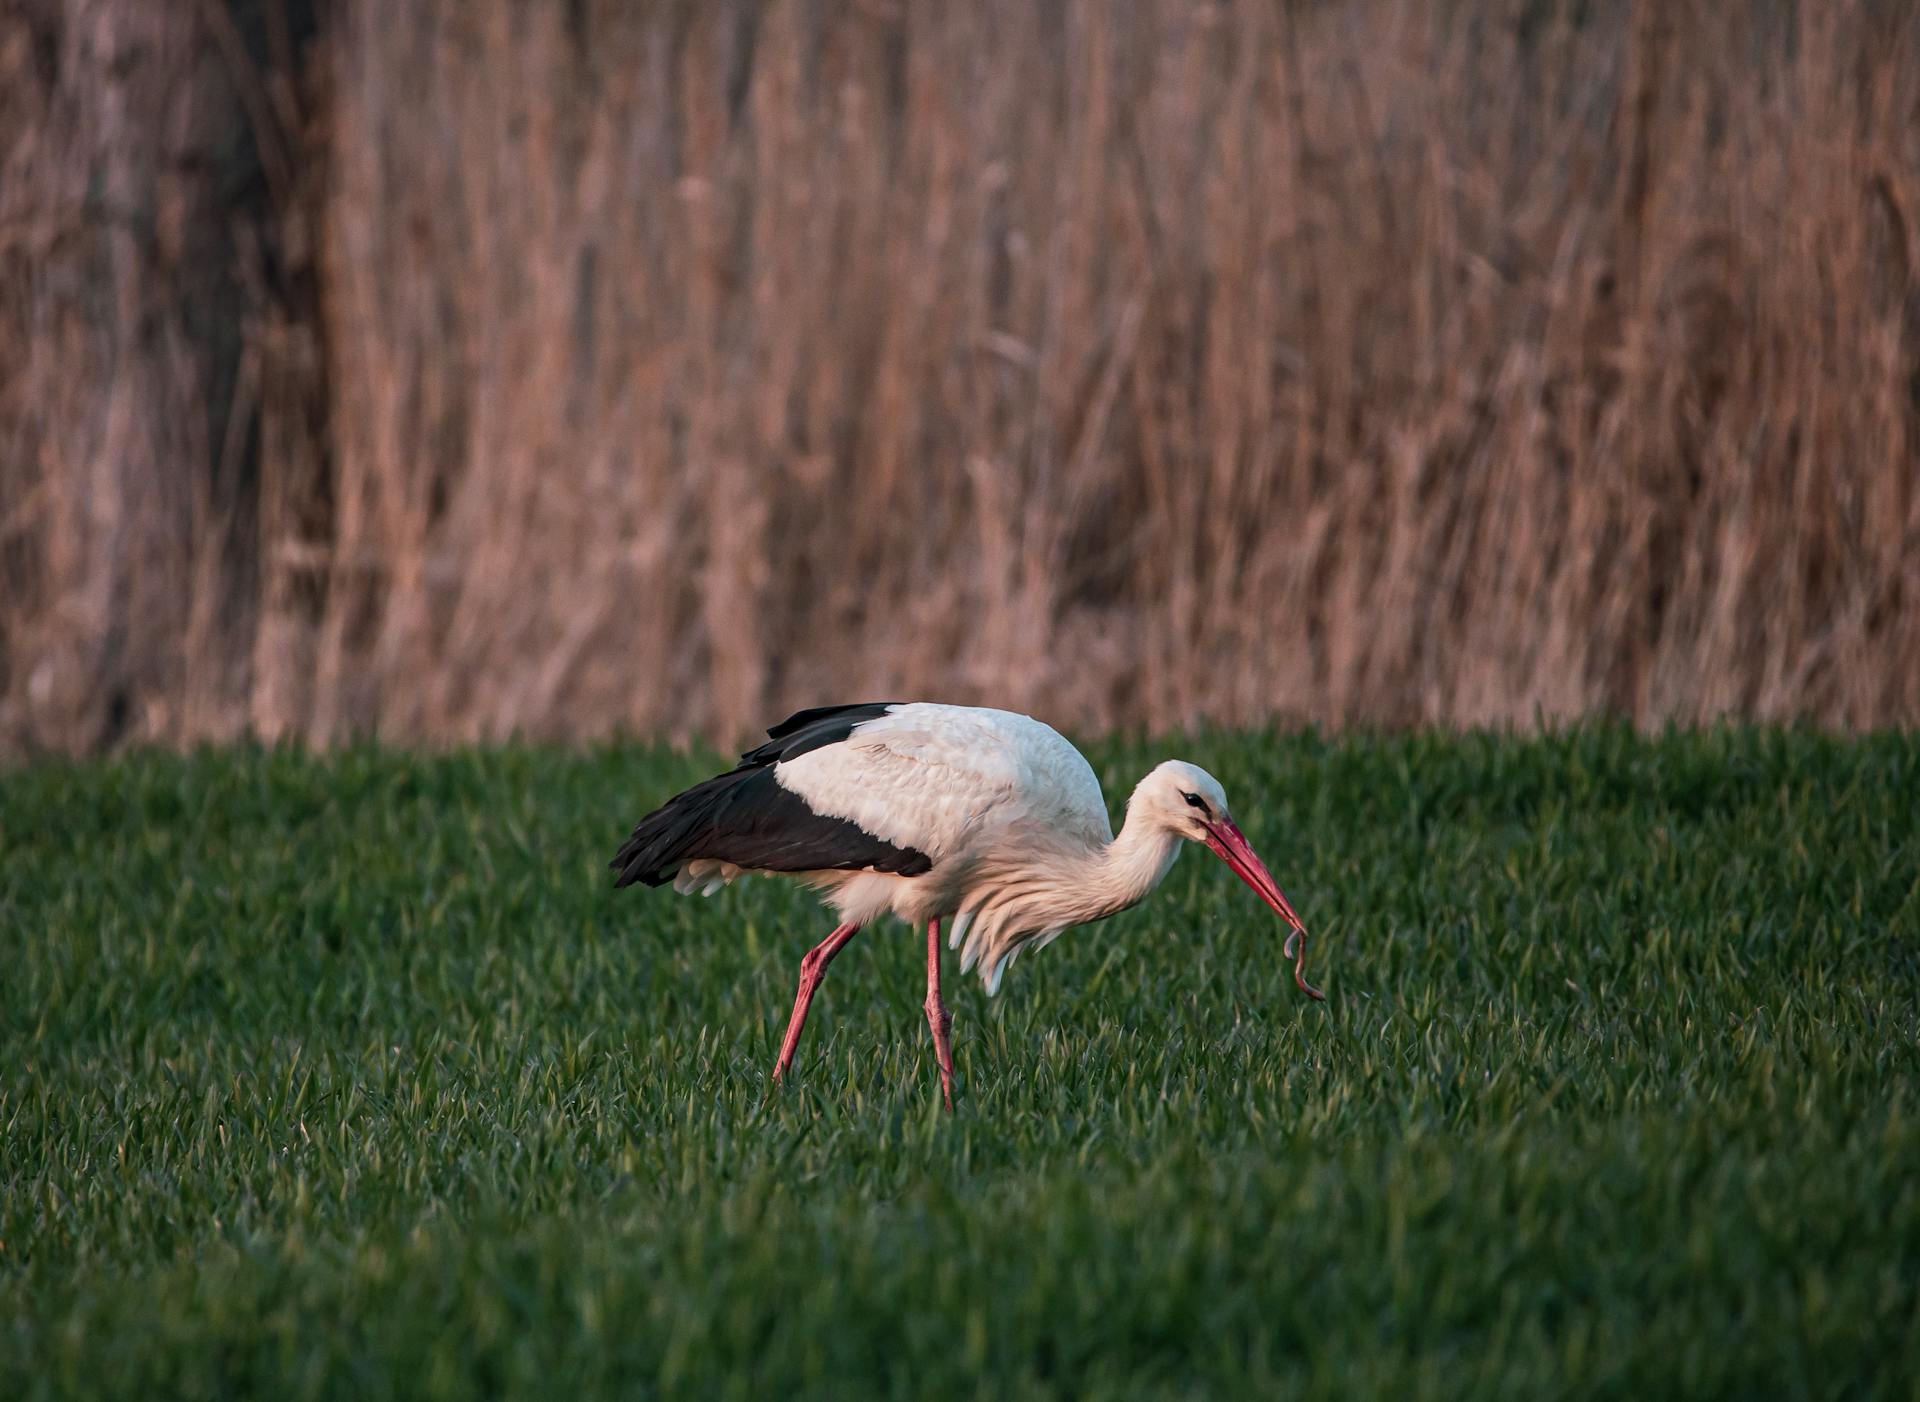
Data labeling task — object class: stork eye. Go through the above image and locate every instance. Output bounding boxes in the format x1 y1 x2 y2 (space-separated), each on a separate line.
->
1182 792 1209 814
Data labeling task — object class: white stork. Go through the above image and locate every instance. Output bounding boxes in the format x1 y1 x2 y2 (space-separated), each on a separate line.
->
611 702 1323 1109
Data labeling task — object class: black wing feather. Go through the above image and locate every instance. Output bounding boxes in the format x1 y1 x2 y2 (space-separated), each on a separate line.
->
739 701 902 765
610 703 928 889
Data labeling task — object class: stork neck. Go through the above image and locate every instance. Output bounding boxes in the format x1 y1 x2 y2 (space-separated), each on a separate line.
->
1089 807 1184 919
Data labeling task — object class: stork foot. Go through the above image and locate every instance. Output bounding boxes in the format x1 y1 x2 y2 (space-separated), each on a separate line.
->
924 993 955 1111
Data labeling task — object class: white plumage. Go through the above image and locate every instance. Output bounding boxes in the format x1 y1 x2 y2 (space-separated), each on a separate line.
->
770 704 1126 991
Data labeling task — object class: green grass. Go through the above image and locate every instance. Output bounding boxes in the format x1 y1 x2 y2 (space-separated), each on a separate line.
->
2 727 1917 1399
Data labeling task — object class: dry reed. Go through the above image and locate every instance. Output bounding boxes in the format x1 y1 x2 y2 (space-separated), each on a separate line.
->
4 0 1918 756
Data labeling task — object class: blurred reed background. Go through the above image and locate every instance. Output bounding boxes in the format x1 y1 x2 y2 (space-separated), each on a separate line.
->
3 0 1918 756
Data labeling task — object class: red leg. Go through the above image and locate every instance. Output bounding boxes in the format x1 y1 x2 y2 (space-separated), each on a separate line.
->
773 922 861 1082
924 917 955 1111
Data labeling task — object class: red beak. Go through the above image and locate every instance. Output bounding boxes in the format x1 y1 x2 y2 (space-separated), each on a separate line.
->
1203 818 1325 1001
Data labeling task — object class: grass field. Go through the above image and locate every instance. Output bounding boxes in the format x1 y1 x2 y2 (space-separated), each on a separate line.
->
3 728 1917 1398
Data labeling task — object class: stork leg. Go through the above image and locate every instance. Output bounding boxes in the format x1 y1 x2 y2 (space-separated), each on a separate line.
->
772 921 862 1083
924 917 955 1111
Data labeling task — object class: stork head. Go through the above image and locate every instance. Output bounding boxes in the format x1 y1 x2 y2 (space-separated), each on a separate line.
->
1137 760 1325 1001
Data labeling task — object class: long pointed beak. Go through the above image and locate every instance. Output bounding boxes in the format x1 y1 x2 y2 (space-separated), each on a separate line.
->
1203 818 1325 1001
